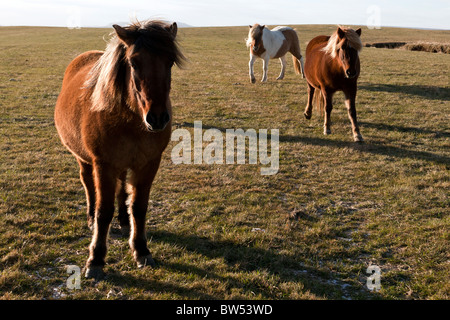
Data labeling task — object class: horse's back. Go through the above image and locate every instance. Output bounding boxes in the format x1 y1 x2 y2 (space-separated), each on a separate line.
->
61 51 103 84
306 35 329 55
268 27 300 59
55 50 103 163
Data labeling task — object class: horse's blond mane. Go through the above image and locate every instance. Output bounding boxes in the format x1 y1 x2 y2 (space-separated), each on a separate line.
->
322 26 362 59
84 36 125 112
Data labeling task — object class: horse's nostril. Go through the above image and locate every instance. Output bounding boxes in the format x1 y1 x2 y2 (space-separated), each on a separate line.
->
146 113 156 127
146 111 170 131
161 111 170 125
346 70 356 78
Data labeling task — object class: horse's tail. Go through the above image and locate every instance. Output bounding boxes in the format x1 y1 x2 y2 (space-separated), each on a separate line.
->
313 89 325 117
289 29 305 78
293 56 302 75
292 53 305 79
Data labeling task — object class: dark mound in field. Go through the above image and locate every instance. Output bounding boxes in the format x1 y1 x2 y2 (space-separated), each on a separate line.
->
365 42 450 54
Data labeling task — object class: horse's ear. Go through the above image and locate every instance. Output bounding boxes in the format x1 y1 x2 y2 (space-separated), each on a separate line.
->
113 24 136 47
337 27 345 39
261 25 265 29
168 22 178 38
249 25 252 28
355 28 362 36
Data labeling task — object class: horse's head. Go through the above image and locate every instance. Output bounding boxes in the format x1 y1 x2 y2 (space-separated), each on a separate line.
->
113 21 183 132
247 24 266 54
334 27 362 79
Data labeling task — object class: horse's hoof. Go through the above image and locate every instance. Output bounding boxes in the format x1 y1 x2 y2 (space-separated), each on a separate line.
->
324 129 331 135
276 76 284 80
85 266 105 280
136 254 156 268
250 78 256 84
304 112 311 120
354 134 364 143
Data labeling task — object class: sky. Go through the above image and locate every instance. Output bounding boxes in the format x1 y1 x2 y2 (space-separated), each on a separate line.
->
0 0 449 30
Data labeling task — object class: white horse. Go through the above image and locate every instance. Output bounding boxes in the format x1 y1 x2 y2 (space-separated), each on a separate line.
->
247 24 305 83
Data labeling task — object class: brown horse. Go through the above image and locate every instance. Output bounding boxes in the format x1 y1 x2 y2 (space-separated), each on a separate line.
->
54 20 184 279
303 26 364 142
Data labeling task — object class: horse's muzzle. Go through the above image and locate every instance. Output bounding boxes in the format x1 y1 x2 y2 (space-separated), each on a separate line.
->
253 46 259 52
145 110 170 132
345 69 358 79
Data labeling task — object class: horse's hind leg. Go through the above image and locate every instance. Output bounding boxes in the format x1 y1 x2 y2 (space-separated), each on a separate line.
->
85 162 117 280
128 157 162 268
116 171 130 236
78 160 95 230
322 89 333 135
304 82 315 119
277 56 286 80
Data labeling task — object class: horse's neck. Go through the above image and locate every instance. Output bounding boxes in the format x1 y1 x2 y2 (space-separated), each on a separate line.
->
263 29 276 44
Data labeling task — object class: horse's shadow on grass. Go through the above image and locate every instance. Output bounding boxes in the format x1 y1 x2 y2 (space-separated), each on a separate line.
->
358 121 450 139
279 133 449 166
107 230 359 300
359 83 450 101
179 121 449 166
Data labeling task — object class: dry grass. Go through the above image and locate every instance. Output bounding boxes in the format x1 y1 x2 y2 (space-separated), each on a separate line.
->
0 25 449 300
402 42 450 54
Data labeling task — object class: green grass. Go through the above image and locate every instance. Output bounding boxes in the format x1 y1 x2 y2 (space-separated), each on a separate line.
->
0 25 449 300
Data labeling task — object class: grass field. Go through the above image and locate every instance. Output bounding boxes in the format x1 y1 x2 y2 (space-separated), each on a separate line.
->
0 24 449 300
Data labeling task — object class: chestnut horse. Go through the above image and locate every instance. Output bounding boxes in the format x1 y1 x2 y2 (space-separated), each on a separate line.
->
247 24 305 83
54 20 184 279
303 27 364 142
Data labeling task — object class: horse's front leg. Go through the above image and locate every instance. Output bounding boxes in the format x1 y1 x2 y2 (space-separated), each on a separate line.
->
277 56 286 80
344 91 364 142
261 57 269 82
249 54 256 83
85 162 117 280
128 157 162 268
322 89 333 135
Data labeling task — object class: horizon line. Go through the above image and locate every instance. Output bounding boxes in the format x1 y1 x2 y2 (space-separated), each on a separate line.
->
1 23 449 31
